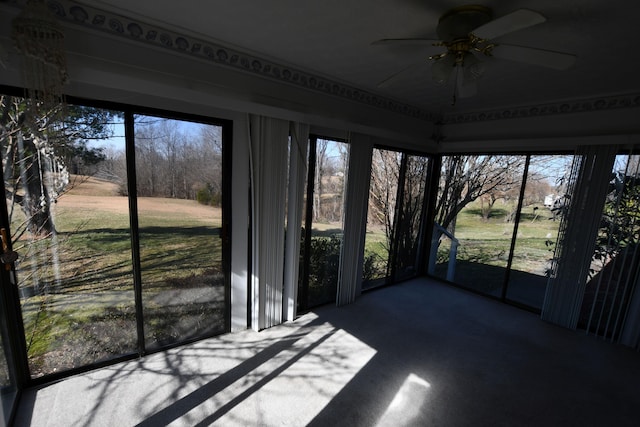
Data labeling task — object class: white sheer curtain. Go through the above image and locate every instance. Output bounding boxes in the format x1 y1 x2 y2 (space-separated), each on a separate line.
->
541 145 618 329
249 115 289 330
337 133 373 306
283 122 309 321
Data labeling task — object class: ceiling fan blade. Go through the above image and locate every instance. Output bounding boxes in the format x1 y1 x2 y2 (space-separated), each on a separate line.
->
473 9 546 40
492 44 576 70
376 62 426 88
371 38 440 47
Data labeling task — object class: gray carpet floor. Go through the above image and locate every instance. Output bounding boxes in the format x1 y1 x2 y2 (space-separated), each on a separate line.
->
14 278 640 426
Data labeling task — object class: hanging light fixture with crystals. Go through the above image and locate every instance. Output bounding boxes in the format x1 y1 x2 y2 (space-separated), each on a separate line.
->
12 0 68 124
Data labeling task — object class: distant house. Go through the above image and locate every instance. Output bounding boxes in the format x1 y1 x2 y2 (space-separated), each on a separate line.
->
544 194 556 208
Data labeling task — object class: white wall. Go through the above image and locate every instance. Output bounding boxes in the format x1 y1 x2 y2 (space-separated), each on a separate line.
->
439 103 640 153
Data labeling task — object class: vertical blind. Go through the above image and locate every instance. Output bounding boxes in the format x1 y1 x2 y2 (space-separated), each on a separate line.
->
283 122 309 321
584 153 640 348
248 115 289 330
337 134 373 306
542 145 617 329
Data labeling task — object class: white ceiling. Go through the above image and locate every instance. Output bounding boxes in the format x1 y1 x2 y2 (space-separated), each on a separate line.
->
13 0 640 117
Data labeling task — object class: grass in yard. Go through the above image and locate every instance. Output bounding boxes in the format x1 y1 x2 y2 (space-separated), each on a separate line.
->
12 176 225 377
363 225 389 280
434 201 560 293
359 201 560 286
13 175 561 376
455 201 559 272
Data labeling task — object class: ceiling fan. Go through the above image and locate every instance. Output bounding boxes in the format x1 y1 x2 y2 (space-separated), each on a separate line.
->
373 5 577 104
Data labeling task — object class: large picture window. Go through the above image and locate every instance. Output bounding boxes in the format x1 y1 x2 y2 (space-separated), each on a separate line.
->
430 153 574 310
0 94 230 380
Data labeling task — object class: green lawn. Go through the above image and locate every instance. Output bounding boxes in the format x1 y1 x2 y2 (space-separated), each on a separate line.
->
362 226 389 280
362 201 560 286
455 202 559 273
13 187 225 377
13 180 560 376
432 201 559 296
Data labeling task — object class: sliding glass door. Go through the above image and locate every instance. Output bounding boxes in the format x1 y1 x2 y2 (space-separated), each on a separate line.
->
363 148 401 285
4 103 137 378
0 93 230 382
432 155 525 297
298 137 349 310
505 155 574 308
363 148 430 289
134 115 227 350
430 153 574 311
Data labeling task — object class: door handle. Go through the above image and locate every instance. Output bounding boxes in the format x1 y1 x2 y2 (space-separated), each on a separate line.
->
0 228 18 271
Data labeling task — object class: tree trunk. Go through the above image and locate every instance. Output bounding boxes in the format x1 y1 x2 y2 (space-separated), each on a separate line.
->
19 135 56 236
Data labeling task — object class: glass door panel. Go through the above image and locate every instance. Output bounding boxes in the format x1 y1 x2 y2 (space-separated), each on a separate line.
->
394 154 429 281
299 138 349 309
134 116 226 350
363 148 401 288
505 155 574 309
363 150 430 289
433 155 525 297
4 99 137 378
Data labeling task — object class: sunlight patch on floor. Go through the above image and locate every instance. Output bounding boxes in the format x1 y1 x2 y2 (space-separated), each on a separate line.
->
181 322 377 425
376 373 431 427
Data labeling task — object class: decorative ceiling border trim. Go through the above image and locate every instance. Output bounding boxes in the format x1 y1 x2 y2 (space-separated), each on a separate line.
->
443 93 640 124
7 1 639 125
8 0 435 121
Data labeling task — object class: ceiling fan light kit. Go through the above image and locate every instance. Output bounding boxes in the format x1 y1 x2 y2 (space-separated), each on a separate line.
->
374 4 577 106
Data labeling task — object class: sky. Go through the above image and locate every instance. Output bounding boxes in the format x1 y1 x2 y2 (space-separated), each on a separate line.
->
88 115 219 153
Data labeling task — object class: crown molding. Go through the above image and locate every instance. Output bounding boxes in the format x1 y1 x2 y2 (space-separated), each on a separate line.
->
7 1 640 126
5 0 435 122
442 93 640 124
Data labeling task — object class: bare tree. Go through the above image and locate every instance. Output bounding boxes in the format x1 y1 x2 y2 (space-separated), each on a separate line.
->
395 155 429 273
435 155 526 231
479 166 523 221
314 139 328 221
101 146 128 194
368 149 401 251
155 120 182 198
365 150 430 278
134 123 162 197
195 125 222 204
131 118 223 204
1 95 114 237
522 171 553 206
